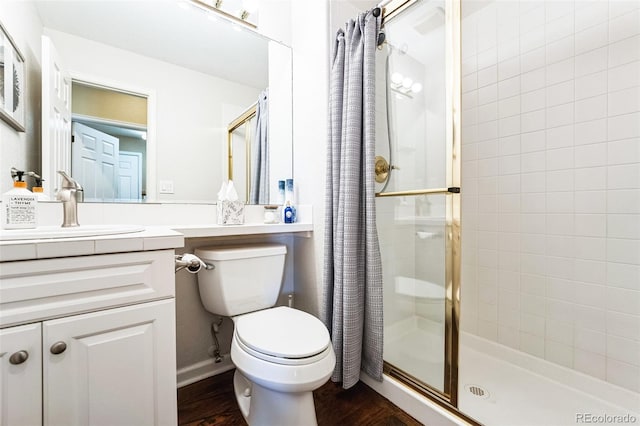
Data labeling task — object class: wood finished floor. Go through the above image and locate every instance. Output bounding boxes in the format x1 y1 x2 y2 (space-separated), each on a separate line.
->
178 369 422 426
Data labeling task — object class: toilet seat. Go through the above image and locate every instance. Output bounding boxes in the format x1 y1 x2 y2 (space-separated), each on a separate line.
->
234 307 331 366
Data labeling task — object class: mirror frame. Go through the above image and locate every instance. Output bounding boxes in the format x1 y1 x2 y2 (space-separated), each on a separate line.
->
227 102 257 203
70 72 157 201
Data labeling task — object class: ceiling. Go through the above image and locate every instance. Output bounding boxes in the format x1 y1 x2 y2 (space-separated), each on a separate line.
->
34 0 270 88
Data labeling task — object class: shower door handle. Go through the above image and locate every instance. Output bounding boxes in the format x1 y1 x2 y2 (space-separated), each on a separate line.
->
375 187 461 197
375 156 390 183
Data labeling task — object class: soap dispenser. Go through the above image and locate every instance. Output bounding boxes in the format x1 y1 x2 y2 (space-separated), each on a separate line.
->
29 172 50 201
2 168 38 229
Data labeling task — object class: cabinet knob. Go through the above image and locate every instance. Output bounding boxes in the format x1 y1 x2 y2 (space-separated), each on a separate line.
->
50 341 67 355
9 350 29 365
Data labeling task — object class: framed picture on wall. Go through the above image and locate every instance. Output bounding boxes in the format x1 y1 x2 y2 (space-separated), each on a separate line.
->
0 20 26 132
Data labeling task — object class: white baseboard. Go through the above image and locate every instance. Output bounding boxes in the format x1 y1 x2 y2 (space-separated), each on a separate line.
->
177 355 234 388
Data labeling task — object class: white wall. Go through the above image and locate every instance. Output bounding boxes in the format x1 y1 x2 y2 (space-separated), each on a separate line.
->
257 0 292 45
460 0 640 393
290 0 331 316
0 1 42 195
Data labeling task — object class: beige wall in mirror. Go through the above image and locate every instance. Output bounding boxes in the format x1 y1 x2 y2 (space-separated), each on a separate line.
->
0 0 292 205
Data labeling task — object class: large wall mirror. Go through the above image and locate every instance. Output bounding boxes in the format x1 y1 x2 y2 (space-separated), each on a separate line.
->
35 0 292 204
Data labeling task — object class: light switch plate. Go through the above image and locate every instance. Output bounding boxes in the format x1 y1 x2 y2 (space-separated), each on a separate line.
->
159 180 174 194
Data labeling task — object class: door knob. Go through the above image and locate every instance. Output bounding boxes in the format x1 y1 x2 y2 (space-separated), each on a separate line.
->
9 350 29 365
50 341 67 355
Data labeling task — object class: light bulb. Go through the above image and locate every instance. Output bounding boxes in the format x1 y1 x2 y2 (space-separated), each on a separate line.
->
402 77 413 89
411 82 423 93
391 72 403 85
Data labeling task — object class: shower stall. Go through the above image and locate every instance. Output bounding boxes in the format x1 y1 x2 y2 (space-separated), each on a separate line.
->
340 0 640 423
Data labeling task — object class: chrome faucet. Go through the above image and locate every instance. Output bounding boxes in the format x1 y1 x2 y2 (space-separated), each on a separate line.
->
56 171 84 227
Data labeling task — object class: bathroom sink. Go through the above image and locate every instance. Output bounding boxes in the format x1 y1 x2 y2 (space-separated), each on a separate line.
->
0 225 145 241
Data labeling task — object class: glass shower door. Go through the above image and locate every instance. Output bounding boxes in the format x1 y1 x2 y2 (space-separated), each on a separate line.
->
377 195 449 391
375 0 461 404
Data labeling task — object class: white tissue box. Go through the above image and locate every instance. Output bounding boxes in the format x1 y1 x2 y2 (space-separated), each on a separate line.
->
217 200 244 225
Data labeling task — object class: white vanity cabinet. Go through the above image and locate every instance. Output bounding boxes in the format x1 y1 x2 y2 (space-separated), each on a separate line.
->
0 229 183 426
0 323 42 426
1 301 175 426
44 299 175 426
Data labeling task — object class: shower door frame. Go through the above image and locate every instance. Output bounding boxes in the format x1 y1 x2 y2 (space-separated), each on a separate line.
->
376 0 463 411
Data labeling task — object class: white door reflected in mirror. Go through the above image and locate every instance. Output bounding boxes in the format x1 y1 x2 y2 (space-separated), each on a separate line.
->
41 35 71 198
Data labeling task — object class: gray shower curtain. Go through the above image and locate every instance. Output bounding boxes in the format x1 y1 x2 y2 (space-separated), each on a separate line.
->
250 89 269 204
322 10 383 390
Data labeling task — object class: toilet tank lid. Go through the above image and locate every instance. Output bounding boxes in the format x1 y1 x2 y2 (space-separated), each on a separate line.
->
195 244 286 261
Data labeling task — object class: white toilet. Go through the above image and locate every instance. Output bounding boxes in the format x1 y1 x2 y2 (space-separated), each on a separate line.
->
194 244 336 426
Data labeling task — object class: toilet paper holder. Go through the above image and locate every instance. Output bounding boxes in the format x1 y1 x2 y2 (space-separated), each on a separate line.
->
174 254 214 273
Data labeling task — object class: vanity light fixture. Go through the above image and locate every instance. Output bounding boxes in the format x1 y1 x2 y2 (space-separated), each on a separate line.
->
239 0 258 21
188 0 257 29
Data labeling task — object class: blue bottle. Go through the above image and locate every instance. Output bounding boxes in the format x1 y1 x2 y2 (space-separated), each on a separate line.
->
284 202 294 224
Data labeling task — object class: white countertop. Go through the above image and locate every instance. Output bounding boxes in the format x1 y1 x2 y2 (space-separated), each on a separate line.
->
0 222 313 262
0 226 185 262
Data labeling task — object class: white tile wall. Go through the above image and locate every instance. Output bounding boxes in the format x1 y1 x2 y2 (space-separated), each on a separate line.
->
461 0 640 393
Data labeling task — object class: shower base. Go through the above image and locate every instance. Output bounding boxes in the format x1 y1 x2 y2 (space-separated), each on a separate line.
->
459 333 640 425
376 322 640 425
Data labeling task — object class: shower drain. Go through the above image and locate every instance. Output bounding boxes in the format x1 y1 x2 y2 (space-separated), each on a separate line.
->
465 384 490 399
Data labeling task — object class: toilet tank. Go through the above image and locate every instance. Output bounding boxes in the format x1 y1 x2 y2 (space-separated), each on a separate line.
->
194 244 287 317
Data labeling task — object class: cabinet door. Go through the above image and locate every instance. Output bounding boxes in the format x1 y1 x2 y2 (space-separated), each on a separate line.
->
0 323 42 426
43 299 177 426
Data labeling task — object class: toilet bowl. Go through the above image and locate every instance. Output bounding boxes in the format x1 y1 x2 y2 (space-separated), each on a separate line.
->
231 306 335 425
194 244 336 426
